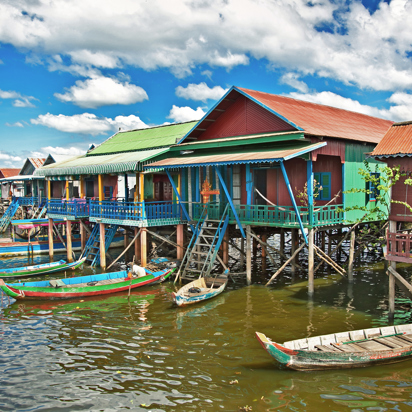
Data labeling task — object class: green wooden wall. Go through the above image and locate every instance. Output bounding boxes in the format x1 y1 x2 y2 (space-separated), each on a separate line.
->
344 143 388 223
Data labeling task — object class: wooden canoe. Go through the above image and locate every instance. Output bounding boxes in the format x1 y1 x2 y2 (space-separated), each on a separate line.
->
0 257 86 278
0 267 175 300
172 274 228 306
256 324 412 371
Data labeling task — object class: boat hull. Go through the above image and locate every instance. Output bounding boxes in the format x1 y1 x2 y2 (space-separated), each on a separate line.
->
0 236 124 257
0 268 175 300
173 276 227 306
0 258 86 278
256 331 412 371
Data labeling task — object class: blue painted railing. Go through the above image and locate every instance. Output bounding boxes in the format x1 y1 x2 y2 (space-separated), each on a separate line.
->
15 196 38 206
193 202 344 228
89 200 182 223
47 198 89 218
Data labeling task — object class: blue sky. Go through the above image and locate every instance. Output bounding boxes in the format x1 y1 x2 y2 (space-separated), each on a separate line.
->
0 0 411 169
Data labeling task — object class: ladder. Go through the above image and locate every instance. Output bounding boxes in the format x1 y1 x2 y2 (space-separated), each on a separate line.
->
179 204 229 281
81 224 119 266
0 198 20 232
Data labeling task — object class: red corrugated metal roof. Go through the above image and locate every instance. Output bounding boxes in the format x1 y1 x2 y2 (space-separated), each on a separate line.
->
146 142 325 168
29 158 46 168
0 168 21 178
238 87 393 144
371 121 412 156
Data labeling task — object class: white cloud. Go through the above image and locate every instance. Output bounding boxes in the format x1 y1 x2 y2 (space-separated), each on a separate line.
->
167 105 205 123
280 73 309 93
55 75 148 108
0 151 22 163
288 90 412 122
0 0 411 93
30 112 148 135
176 82 228 102
0 88 36 107
5 121 24 127
31 146 86 158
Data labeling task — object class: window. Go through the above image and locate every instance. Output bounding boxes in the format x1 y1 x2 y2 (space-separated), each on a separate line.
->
368 172 380 202
314 172 331 201
104 186 113 200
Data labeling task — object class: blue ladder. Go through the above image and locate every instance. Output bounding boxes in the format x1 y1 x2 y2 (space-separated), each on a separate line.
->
0 198 20 232
179 204 230 281
82 224 119 267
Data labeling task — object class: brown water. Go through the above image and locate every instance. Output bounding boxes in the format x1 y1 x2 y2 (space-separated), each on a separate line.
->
1 244 412 411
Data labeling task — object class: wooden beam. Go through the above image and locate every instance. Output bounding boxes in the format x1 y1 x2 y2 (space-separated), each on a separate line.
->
48 217 54 261
107 229 141 270
387 266 412 294
266 242 306 286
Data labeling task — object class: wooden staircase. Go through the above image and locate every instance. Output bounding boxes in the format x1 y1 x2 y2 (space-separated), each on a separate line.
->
178 204 229 281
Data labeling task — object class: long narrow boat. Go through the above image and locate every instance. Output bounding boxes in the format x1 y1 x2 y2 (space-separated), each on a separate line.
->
172 274 228 306
0 267 175 300
0 235 124 257
256 324 412 371
0 257 86 278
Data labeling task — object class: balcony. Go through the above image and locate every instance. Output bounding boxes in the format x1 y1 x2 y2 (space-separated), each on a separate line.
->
88 200 185 227
47 198 90 219
386 231 412 263
192 202 344 228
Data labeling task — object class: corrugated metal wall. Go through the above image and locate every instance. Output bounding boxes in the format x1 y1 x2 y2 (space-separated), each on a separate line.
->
198 95 295 141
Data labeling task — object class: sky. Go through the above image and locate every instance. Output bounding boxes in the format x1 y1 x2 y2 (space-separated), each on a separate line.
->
0 0 411 169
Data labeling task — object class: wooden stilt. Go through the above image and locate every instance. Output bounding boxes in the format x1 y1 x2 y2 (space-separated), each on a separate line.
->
291 229 298 275
176 224 185 260
308 228 314 295
80 219 86 255
99 222 106 270
246 225 252 285
261 233 267 259
253 237 258 257
388 221 396 315
321 230 325 251
348 229 356 282
240 237 245 268
223 229 229 266
66 220 73 263
48 217 54 262
134 227 140 264
140 227 147 267
280 228 285 252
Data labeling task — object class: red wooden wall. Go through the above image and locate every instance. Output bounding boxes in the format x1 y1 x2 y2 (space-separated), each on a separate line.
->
387 158 412 222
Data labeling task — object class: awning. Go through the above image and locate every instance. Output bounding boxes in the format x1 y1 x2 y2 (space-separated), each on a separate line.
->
144 142 326 169
34 147 170 177
0 175 43 183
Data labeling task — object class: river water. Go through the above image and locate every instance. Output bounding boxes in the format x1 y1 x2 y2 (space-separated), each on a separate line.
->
1 242 412 411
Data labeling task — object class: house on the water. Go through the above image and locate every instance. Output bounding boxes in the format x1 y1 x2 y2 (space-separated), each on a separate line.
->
370 121 412 314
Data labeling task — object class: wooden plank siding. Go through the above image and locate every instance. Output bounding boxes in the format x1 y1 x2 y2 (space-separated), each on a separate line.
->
386 158 412 222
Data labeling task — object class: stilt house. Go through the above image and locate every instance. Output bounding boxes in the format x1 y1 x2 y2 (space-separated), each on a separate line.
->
370 121 412 313
145 86 393 287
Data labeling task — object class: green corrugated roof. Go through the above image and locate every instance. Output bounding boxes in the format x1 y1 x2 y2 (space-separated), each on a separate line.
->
89 121 198 155
35 148 170 176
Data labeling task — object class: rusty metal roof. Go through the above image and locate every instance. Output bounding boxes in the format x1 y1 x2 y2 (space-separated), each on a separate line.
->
145 142 326 169
0 168 21 178
29 158 46 168
237 87 393 144
371 121 412 157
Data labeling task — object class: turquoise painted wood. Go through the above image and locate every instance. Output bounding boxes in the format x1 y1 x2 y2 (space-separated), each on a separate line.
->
47 198 89 218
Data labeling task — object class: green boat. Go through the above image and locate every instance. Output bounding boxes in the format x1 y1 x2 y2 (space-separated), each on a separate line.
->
0 267 175 300
256 324 412 371
0 257 86 278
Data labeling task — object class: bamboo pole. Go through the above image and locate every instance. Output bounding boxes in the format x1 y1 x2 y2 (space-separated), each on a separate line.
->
246 225 252 285
107 229 141 270
314 245 346 276
146 229 185 251
249 230 278 269
347 230 356 282
266 242 306 286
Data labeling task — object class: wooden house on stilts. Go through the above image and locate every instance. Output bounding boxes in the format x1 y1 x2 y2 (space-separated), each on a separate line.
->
146 86 393 290
34 121 197 268
370 121 412 315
